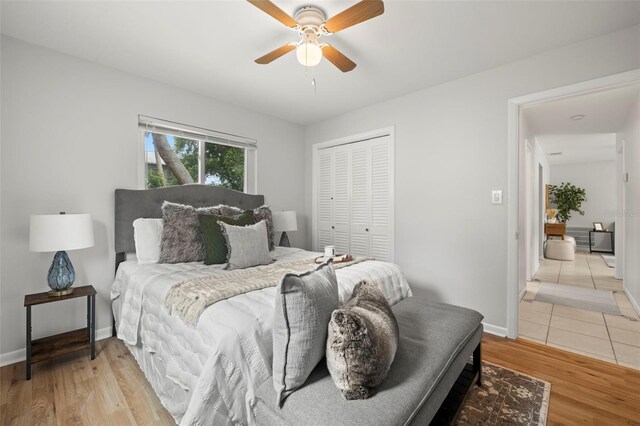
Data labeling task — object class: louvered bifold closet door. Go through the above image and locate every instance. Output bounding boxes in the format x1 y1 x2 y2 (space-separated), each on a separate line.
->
332 146 351 255
349 143 371 257
317 149 334 249
316 134 393 261
369 136 393 261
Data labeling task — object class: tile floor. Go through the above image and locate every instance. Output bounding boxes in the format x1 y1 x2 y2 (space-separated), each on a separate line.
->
519 251 640 369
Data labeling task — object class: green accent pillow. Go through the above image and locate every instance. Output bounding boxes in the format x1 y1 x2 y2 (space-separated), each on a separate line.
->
199 210 255 265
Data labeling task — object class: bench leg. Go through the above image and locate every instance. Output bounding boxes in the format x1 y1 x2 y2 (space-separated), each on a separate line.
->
473 342 482 387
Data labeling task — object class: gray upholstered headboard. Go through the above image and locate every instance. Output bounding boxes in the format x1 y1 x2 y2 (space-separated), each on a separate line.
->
115 185 265 255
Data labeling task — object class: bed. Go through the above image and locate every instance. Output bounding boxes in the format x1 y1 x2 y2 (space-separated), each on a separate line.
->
111 185 412 425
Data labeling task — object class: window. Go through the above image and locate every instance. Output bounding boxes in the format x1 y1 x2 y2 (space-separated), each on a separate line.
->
139 116 256 193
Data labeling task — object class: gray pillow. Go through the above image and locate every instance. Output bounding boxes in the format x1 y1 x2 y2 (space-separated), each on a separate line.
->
272 261 339 407
217 204 275 251
219 220 273 270
326 281 399 400
158 201 220 263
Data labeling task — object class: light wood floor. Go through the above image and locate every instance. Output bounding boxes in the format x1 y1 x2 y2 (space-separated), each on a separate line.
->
2 335 639 425
484 334 640 425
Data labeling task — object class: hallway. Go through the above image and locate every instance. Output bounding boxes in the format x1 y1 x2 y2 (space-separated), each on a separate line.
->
519 252 640 369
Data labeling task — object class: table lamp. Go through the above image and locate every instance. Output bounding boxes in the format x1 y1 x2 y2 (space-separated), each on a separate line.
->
30 212 94 296
272 211 297 247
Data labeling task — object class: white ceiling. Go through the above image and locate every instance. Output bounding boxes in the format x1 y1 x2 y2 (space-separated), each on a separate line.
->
2 1 639 125
523 84 640 135
537 133 617 165
524 83 639 165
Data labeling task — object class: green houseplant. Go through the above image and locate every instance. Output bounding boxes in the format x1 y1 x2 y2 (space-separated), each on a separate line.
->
548 182 587 223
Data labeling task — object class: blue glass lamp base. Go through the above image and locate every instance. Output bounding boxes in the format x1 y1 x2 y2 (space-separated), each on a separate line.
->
47 251 76 296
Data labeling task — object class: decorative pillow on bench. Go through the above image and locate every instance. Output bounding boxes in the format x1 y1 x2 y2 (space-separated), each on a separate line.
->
272 260 339 407
326 281 399 400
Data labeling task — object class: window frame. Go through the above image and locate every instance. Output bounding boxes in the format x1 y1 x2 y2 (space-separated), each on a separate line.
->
137 116 257 194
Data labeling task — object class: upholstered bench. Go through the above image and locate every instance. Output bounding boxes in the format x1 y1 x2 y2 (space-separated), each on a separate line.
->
255 297 484 425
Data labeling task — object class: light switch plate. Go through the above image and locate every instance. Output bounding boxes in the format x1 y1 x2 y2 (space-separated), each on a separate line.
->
491 190 503 205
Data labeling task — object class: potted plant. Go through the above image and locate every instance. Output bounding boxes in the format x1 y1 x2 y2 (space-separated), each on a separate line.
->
548 182 587 223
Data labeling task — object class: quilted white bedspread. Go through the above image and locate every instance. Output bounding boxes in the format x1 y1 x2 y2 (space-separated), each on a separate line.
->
111 247 411 425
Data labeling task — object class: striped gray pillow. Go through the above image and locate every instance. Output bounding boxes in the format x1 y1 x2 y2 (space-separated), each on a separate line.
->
272 260 339 407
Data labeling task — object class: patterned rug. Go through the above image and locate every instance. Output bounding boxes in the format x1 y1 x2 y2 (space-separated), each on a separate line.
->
457 362 550 425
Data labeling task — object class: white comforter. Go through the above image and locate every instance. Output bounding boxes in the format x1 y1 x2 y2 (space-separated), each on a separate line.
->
111 247 411 425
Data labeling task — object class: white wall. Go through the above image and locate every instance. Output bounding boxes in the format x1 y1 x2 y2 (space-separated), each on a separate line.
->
619 94 640 312
531 138 550 277
519 116 550 290
549 159 617 229
0 37 306 359
304 25 640 333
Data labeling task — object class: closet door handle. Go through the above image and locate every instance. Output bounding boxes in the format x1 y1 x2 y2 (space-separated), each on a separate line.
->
365 228 369 232
332 226 335 229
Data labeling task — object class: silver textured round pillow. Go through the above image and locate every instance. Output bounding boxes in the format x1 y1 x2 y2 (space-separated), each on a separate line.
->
326 280 399 400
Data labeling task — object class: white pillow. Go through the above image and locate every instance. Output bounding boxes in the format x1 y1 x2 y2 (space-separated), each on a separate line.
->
133 218 163 264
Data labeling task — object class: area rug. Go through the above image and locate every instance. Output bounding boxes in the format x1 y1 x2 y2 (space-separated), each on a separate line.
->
601 254 615 268
529 282 624 317
457 362 550 425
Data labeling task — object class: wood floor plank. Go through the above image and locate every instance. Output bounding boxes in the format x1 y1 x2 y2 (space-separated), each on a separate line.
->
2 362 33 426
483 334 640 425
1 335 639 425
30 361 56 426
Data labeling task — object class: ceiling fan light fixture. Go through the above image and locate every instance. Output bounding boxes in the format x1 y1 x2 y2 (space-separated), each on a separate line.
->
296 42 322 67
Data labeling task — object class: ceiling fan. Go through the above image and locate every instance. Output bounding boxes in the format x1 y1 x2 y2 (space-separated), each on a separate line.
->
248 0 384 72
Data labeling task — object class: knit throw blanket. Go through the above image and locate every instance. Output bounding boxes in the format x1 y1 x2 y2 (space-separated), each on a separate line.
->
164 257 372 325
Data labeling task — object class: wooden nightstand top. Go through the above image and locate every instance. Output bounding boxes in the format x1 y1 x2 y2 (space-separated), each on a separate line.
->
24 285 96 307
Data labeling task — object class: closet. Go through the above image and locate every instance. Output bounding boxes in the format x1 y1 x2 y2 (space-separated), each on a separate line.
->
314 133 394 262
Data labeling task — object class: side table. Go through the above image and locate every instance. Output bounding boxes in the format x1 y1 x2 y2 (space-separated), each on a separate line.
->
588 230 615 255
24 285 96 380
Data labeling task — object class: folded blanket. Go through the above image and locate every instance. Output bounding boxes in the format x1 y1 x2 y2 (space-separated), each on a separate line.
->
164 257 372 325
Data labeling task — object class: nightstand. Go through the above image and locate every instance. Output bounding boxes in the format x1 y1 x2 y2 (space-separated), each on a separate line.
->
24 285 96 380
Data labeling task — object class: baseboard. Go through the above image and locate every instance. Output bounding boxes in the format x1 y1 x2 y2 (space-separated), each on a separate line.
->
0 326 113 367
482 322 508 337
623 287 640 317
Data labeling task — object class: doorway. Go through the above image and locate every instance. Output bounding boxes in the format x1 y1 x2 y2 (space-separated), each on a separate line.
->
507 70 640 368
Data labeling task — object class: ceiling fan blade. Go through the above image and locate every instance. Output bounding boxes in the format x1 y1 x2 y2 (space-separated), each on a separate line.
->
255 44 296 64
324 0 384 33
322 45 356 72
247 0 298 28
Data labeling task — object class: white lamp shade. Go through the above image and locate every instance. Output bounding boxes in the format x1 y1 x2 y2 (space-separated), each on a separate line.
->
272 211 298 233
296 43 322 67
30 213 95 252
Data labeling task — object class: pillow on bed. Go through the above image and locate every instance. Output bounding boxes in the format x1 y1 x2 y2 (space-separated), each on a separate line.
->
217 204 275 251
158 201 220 263
272 260 339 407
133 218 163 264
199 210 255 265
219 220 273 270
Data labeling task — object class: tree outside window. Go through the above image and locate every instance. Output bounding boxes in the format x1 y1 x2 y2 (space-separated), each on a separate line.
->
145 132 245 192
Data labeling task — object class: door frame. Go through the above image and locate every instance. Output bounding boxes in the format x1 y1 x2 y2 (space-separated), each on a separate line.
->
525 142 533 281
538 163 545 263
506 69 640 339
311 126 395 255
616 139 625 280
